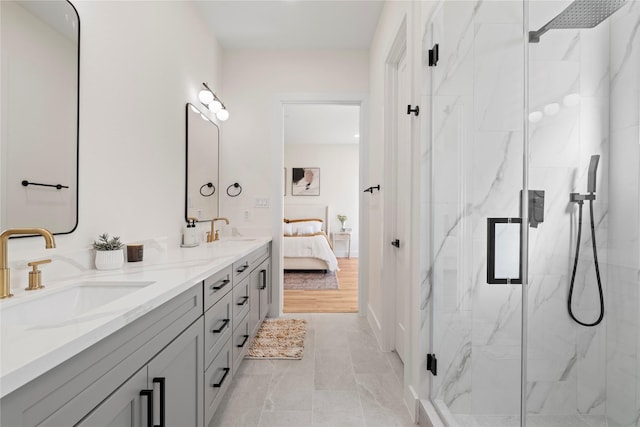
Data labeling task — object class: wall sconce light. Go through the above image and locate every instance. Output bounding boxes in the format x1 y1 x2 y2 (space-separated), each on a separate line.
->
198 82 229 121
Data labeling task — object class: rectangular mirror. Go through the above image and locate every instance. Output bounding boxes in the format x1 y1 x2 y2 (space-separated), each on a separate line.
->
1 0 80 235
487 218 522 284
185 103 219 223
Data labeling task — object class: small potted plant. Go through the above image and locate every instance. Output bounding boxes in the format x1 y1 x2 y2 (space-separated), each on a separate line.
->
93 233 125 270
337 214 348 232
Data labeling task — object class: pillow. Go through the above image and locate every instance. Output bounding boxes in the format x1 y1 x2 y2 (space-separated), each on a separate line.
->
283 223 294 236
292 220 322 234
296 225 315 235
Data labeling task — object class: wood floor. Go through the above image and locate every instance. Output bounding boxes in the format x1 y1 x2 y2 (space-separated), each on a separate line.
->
283 257 358 313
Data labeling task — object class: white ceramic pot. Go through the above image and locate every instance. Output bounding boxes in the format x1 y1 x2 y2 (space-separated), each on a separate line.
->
95 249 124 270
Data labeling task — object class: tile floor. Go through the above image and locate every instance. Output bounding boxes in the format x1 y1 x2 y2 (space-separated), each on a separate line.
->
210 313 416 427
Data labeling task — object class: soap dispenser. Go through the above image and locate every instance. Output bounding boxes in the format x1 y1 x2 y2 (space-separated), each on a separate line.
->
182 218 199 247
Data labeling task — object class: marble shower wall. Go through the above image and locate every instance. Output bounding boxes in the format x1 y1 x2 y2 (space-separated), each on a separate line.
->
607 2 640 426
424 0 640 422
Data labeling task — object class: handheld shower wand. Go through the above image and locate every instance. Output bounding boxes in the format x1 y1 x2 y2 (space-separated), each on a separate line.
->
568 155 604 327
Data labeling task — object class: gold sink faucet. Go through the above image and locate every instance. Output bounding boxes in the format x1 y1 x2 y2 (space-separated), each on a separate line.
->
208 218 230 242
0 228 56 299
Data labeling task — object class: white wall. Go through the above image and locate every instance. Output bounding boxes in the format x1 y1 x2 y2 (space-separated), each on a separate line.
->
284 143 359 257
4 0 223 286
219 50 369 231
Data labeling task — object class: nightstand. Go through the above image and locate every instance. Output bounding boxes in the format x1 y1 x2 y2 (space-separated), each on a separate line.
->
331 231 352 258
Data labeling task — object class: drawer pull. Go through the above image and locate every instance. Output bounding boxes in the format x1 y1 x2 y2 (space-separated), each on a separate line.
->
153 377 166 427
236 296 249 306
211 278 230 291
237 334 249 348
212 367 230 388
260 269 267 290
236 263 249 273
139 389 154 427
212 318 230 333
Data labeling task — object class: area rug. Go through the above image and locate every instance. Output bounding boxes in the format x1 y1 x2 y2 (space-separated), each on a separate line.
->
283 271 339 290
245 318 307 360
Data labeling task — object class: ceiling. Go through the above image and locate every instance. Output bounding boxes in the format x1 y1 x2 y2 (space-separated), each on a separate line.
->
195 1 376 144
194 0 384 50
284 104 360 145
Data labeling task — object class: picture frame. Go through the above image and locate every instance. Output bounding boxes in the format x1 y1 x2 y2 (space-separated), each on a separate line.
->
291 167 320 196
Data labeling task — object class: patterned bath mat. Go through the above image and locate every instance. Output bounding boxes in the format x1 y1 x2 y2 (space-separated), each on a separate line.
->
283 271 339 290
245 318 307 360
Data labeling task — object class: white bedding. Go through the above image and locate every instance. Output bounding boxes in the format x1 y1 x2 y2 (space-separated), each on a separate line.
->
283 234 339 272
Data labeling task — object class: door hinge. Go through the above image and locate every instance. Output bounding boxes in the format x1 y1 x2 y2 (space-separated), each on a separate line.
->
426 353 437 376
407 105 420 116
428 43 439 67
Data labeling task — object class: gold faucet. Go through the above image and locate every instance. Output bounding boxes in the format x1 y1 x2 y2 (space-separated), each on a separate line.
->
0 228 56 299
207 218 230 242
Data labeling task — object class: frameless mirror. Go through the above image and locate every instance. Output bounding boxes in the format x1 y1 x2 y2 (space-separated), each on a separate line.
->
185 103 219 222
487 218 522 284
1 0 79 235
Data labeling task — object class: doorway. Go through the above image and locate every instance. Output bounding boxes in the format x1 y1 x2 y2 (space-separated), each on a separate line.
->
281 103 361 313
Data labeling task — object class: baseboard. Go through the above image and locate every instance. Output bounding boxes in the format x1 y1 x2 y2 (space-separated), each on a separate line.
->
367 303 383 348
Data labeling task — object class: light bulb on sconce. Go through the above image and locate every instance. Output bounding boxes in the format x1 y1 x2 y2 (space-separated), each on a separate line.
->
543 103 560 116
216 109 229 121
199 82 229 121
209 100 222 112
198 89 214 105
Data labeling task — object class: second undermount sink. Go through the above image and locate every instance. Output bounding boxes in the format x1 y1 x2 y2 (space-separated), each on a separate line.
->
0 281 155 327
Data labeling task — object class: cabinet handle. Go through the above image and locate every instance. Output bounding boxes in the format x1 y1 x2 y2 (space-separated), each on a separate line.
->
212 318 230 333
236 296 249 306
260 269 267 290
236 263 249 273
212 367 230 388
153 377 166 427
237 334 249 348
139 389 154 427
211 278 230 291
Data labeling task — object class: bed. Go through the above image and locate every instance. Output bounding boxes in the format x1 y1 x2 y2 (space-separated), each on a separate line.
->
283 205 339 272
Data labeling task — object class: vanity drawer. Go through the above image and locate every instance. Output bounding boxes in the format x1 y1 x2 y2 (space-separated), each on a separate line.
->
204 291 233 370
232 277 250 325
232 243 270 283
204 337 232 425
204 265 233 310
232 314 251 371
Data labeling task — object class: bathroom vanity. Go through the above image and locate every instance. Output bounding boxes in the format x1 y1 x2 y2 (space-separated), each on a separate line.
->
0 238 272 427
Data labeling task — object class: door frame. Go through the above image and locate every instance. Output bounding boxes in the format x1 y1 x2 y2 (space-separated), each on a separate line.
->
381 17 409 353
271 93 369 316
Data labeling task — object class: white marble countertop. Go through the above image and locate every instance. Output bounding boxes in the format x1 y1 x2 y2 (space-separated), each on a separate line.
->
0 237 271 399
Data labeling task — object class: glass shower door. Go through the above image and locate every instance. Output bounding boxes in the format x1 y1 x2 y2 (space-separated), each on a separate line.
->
425 1 526 424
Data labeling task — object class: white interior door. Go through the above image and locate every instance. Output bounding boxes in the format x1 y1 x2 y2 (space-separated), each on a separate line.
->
393 49 411 362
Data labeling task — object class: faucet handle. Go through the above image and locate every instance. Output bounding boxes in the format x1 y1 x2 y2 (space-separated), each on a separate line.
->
26 258 51 291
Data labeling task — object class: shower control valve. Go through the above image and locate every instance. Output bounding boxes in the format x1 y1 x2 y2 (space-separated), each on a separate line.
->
570 193 596 203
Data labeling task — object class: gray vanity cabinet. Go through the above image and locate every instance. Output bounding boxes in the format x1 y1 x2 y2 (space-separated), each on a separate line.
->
248 258 271 336
78 318 203 427
76 369 147 427
0 285 203 427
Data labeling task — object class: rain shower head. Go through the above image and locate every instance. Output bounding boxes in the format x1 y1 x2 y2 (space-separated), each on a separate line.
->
529 0 628 43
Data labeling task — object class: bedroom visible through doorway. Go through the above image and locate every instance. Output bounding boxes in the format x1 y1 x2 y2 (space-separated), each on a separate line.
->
282 103 360 313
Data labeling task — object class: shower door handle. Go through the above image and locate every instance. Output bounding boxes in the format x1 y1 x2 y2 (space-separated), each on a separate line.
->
391 239 400 248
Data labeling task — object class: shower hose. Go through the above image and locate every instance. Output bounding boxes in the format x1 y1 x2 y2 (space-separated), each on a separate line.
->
568 198 604 327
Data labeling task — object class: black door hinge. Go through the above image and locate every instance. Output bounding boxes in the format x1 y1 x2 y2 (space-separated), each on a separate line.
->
426 353 437 376
407 105 419 116
429 43 439 67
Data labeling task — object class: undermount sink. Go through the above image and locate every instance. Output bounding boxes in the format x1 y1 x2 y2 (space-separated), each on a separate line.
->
0 281 155 327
